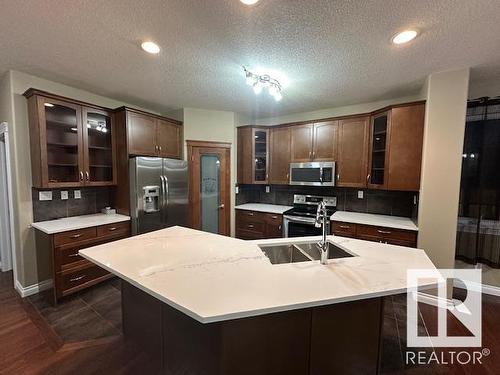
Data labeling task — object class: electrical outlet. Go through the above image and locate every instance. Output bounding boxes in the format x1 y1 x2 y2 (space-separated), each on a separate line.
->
235 186 239 194
39 191 52 201
60 191 68 200
265 186 270 193
74 190 81 199
357 190 364 199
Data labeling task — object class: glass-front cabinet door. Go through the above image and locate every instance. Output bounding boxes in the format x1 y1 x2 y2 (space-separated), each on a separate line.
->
367 111 390 189
41 97 84 187
253 128 269 183
82 108 115 185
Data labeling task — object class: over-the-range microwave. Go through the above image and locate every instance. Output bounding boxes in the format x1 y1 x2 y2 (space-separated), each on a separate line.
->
289 162 335 187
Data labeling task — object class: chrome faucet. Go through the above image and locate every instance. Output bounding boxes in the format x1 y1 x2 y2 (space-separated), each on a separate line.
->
314 201 329 264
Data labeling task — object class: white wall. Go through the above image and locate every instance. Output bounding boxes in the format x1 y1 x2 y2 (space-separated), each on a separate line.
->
252 94 424 126
183 108 237 236
418 68 470 269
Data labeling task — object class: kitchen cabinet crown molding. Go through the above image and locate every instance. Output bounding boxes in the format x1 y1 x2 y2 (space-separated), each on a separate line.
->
236 100 426 129
23 88 114 112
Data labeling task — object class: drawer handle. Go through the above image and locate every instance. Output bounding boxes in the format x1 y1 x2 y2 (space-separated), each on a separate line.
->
377 230 392 234
271 215 278 219
247 213 254 216
108 227 117 231
339 225 350 229
68 253 80 258
70 234 82 239
248 224 254 228
70 275 86 282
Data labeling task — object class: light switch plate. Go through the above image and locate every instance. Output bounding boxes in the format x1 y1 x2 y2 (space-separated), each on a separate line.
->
60 191 68 200
39 191 52 201
357 190 364 199
74 190 81 199
265 186 270 193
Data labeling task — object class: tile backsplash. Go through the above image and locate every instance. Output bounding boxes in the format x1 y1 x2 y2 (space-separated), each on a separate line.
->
236 184 418 218
32 187 114 222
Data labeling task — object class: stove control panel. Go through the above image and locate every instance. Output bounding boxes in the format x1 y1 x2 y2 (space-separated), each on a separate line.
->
293 194 337 207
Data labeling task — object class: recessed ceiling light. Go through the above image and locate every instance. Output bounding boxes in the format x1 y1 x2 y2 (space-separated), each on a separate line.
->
141 41 160 54
44 103 54 107
240 0 260 5
392 30 418 45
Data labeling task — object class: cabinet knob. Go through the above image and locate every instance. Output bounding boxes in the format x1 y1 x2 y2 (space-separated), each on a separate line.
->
337 174 340 181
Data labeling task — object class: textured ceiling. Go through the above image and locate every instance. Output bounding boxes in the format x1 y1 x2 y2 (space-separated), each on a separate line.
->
0 0 499 117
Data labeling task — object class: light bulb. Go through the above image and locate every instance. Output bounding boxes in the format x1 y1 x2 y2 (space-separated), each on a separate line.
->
392 30 418 45
246 74 256 86
274 92 283 102
253 84 263 95
269 85 278 96
101 127 108 133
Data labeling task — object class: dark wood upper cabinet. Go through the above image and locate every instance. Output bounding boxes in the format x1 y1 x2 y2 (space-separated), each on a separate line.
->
367 111 391 189
269 127 291 184
157 119 182 159
290 124 314 162
127 111 157 156
312 121 338 162
337 117 370 188
82 107 116 186
387 104 425 191
237 127 269 184
24 89 117 188
237 127 253 184
116 107 183 159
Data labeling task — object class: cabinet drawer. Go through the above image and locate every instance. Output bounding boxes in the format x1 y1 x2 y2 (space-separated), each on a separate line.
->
237 221 265 233
57 246 85 269
58 264 110 294
264 213 282 225
97 221 130 238
332 221 357 237
236 228 265 240
54 227 97 247
357 224 417 246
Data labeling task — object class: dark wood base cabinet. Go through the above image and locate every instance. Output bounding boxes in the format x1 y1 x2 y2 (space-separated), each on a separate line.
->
332 221 417 247
122 282 384 375
35 221 130 305
236 210 283 240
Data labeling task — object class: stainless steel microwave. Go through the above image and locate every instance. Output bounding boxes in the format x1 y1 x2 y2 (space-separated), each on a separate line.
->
289 162 335 186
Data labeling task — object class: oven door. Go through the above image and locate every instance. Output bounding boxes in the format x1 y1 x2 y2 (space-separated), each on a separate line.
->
283 215 331 238
289 162 335 186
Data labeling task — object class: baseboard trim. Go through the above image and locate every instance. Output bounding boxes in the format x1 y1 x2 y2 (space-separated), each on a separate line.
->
15 279 53 298
453 279 500 297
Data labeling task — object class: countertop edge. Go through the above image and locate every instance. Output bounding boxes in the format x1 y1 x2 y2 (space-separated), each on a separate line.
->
330 212 418 231
32 215 131 235
235 204 292 215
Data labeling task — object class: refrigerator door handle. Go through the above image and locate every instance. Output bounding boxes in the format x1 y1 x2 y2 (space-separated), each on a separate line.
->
164 176 169 208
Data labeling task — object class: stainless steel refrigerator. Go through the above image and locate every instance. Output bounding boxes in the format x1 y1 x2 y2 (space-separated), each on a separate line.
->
129 157 189 235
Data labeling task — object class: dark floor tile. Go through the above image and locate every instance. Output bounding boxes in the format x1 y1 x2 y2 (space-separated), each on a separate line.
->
381 317 404 372
52 304 120 342
90 293 123 331
79 281 121 306
384 297 396 318
29 294 87 325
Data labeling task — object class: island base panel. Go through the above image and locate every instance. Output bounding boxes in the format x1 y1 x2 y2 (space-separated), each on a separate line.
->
121 282 383 375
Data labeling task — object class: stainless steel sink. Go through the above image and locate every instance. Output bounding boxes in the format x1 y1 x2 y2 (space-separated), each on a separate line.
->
259 241 355 265
259 244 312 264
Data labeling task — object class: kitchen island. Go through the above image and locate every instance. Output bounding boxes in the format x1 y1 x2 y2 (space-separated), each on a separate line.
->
80 226 437 375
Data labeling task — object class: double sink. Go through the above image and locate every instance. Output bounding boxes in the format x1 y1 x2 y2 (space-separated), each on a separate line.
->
259 241 356 265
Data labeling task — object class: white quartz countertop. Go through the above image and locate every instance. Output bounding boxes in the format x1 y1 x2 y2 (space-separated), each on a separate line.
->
235 203 293 215
79 226 437 324
32 213 131 234
331 211 418 231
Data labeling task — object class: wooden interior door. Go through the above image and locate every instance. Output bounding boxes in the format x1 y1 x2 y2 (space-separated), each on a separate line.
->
157 119 182 159
337 117 370 187
127 111 157 156
387 104 425 191
269 127 291 184
290 124 314 162
312 121 338 161
188 141 231 236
